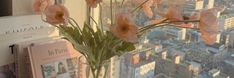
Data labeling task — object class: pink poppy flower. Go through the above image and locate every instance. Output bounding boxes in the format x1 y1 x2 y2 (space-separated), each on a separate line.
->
156 4 183 22
110 13 138 43
44 4 69 24
199 8 221 45
85 0 102 8
155 0 186 23
33 0 53 13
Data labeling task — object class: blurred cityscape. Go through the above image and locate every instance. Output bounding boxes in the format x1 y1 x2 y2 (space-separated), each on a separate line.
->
99 0 234 78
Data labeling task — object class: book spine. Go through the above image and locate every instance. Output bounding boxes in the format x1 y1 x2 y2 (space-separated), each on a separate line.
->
13 45 19 78
27 46 36 78
25 48 33 78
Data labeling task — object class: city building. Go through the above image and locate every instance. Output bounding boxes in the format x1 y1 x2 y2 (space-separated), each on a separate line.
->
207 0 215 9
224 31 234 48
174 55 181 64
216 33 222 43
206 43 225 55
183 0 204 15
221 57 234 77
161 50 167 60
165 27 187 40
199 69 230 78
195 0 204 10
168 49 186 61
155 58 193 78
135 61 155 78
155 73 173 78
132 54 140 65
119 49 156 78
186 30 202 42
219 15 234 30
189 61 202 76
208 69 221 77
154 44 163 53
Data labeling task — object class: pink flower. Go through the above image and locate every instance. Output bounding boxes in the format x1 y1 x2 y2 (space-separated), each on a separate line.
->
156 5 183 22
44 4 69 24
110 13 138 43
33 0 53 13
85 0 102 8
155 0 186 23
199 8 221 45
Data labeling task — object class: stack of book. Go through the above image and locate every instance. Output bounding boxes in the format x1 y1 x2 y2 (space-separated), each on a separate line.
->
0 15 86 78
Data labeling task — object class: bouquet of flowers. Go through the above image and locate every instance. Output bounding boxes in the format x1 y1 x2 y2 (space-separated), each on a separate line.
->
33 0 225 78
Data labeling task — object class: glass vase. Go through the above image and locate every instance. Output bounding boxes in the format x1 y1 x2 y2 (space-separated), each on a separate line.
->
78 56 110 78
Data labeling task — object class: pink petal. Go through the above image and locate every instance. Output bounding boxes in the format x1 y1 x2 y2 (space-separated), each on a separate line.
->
178 23 194 28
33 0 53 13
85 0 102 8
110 13 138 43
142 6 153 18
44 4 69 24
166 6 183 22
200 31 217 45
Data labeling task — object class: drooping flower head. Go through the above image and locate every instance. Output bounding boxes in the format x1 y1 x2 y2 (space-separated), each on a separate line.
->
110 13 138 43
199 6 225 45
33 0 53 13
44 4 69 24
85 0 102 8
155 0 185 22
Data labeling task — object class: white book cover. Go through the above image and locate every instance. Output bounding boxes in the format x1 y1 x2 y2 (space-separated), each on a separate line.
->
0 15 59 66
27 40 86 78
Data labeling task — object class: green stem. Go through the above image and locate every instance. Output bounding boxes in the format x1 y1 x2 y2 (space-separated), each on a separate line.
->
139 19 200 33
99 4 104 32
95 66 102 78
90 16 99 26
121 0 125 7
138 23 169 35
69 17 82 32
139 19 168 32
91 67 96 78
164 20 200 23
110 0 113 26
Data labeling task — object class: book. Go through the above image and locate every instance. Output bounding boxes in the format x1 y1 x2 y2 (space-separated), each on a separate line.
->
0 15 58 67
0 0 12 16
27 39 86 78
0 63 15 78
13 37 61 78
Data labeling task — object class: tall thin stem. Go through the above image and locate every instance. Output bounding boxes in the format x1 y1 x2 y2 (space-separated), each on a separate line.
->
110 0 113 26
139 19 168 32
99 4 104 31
164 20 200 23
90 16 98 26
139 19 200 33
121 0 125 7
